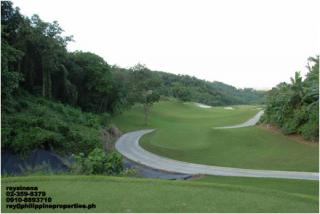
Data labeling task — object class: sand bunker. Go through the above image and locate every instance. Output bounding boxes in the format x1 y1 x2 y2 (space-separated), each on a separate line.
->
194 103 211 108
224 107 234 110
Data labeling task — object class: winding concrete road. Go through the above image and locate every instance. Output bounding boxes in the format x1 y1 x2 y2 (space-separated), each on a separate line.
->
115 112 319 181
214 110 264 129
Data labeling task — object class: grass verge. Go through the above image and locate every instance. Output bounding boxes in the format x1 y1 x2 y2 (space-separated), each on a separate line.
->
1 175 318 213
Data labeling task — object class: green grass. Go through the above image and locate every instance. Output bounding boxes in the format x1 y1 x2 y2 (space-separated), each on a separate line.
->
1 175 318 213
113 100 318 172
113 100 259 132
195 175 319 197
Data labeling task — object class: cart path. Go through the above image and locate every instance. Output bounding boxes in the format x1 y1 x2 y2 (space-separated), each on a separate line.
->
214 110 264 129
115 111 318 180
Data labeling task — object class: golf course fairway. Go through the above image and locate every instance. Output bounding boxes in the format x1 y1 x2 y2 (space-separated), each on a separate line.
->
113 100 319 172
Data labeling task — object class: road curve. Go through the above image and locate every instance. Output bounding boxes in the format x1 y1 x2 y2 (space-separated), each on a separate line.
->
115 129 319 180
214 110 264 129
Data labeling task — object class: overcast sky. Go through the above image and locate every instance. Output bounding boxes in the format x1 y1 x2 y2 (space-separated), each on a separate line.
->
12 0 319 89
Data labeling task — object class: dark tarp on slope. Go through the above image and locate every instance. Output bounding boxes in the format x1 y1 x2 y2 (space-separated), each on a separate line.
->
1 149 69 175
123 158 192 180
2 149 192 180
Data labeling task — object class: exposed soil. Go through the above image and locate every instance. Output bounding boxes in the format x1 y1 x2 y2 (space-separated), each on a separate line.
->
102 124 122 151
257 124 318 146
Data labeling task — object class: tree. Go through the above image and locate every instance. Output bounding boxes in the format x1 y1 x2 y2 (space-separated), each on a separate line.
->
172 82 191 102
1 4 73 100
129 64 161 125
27 15 73 98
67 51 114 113
1 41 24 104
109 65 133 114
1 2 24 104
290 71 304 107
261 56 319 141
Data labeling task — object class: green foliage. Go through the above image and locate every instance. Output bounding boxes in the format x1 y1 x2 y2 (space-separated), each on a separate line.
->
156 72 266 106
1 92 104 155
1 66 23 102
128 64 162 124
262 56 319 141
1 2 122 114
66 51 115 113
299 104 319 141
72 148 123 175
1 40 24 104
172 83 191 101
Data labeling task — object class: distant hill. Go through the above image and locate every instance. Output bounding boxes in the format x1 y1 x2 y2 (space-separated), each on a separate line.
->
153 71 266 106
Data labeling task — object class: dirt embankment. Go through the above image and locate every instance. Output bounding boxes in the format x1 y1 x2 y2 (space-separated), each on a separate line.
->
258 124 318 145
102 124 122 151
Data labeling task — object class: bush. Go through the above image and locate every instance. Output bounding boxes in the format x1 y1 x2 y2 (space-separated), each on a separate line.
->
281 119 298 135
1 92 104 155
12 127 64 153
261 59 319 142
299 105 319 141
300 122 318 142
71 148 123 175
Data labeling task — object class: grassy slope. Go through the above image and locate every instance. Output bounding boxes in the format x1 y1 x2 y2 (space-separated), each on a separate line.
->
1 175 318 213
113 100 318 171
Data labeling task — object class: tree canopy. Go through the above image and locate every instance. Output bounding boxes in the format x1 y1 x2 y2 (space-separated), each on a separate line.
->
261 56 319 142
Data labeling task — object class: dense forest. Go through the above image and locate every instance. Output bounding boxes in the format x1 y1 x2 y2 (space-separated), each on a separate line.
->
156 71 266 105
261 56 319 142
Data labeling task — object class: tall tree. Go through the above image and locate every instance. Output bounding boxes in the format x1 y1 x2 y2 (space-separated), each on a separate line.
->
67 51 114 113
262 56 319 141
1 1 24 104
129 64 161 125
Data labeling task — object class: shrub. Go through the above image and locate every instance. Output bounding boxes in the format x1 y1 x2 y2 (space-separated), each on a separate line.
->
71 148 123 175
2 92 103 155
300 122 319 142
299 105 319 141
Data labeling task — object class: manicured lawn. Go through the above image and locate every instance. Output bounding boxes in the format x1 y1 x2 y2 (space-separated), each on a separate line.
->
141 127 318 172
113 100 260 132
195 175 319 198
113 100 318 172
1 175 318 213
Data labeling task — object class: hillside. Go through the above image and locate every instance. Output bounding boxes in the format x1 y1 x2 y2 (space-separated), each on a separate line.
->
2 91 106 155
155 71 266 106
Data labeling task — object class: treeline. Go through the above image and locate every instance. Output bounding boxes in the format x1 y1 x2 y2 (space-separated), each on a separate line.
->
156 72 266 105
2 1 264 116
261 57 319 142
2 2 123 114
